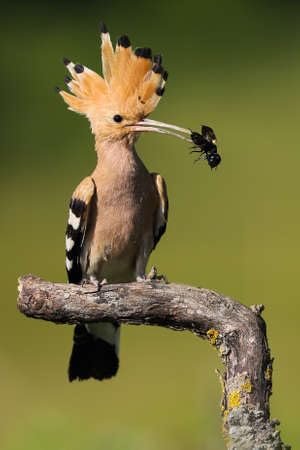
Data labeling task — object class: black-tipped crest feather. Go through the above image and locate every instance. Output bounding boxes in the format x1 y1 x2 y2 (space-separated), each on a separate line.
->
74 64 84 74
135 47 152 59
117 35 131 48
63 57 71 66
100 22 108 34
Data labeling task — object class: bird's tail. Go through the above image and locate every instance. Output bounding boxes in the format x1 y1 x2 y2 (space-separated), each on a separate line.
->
68 322 120 381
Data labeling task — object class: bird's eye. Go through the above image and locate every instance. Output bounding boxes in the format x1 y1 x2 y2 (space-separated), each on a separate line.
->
113 114 123 123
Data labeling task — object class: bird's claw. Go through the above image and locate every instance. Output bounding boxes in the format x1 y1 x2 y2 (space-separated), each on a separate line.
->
136 275 147 282
136 266 168 283
85 278 107 294
147 266 158 280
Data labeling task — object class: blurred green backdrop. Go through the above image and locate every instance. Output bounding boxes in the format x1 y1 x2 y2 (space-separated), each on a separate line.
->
1 1 300 448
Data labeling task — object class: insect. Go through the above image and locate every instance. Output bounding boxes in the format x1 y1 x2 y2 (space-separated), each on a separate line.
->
190 125 221 169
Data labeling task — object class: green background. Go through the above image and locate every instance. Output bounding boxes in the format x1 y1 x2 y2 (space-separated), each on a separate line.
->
1 1 299 448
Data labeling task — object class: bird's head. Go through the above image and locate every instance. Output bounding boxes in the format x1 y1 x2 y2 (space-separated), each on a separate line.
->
58 24 192 146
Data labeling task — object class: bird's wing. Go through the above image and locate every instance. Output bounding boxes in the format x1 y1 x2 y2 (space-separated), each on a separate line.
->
65 176 96 283
151 173 169 250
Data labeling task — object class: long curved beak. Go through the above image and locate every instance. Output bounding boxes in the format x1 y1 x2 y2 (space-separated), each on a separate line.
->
127 118 193 143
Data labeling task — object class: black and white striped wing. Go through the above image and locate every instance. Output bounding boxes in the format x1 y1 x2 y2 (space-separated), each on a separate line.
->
65 176 96 284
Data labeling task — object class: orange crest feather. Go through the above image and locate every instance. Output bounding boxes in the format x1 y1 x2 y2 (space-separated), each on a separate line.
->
59 25 167 134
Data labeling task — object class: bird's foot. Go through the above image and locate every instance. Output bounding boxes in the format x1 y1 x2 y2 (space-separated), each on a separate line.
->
147 266 158 280
156 273 168 283
85 277 107 294
136 266 168 283
136 275 147 282
81 278 89 288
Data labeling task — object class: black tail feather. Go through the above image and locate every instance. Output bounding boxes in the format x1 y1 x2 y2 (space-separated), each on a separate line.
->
68 324 119 382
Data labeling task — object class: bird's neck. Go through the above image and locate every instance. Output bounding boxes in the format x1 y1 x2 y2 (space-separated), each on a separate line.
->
93 137 146 180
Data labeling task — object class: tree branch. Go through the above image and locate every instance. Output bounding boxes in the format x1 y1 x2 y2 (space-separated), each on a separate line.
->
17 275 290 449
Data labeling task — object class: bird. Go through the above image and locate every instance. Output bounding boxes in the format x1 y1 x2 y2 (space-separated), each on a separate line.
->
57 23 193 382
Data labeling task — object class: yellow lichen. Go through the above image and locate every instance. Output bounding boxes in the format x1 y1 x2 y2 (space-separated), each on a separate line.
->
223 409 229 419
207 329 219 345
228 390 241 409
241 379 252 393
265 367 272 381
222 410 230 442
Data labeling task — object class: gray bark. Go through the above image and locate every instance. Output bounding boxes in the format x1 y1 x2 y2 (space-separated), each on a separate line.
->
17 274 290 450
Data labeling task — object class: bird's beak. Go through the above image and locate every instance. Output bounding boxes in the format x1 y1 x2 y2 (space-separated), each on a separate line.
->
127 118 193 143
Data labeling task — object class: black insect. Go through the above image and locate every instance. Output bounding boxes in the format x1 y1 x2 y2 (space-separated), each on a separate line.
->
190 125 221 169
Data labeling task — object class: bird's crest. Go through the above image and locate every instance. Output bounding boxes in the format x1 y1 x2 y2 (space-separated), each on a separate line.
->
59 24 167 136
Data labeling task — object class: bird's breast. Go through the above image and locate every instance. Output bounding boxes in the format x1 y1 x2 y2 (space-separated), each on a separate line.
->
85 167 157 280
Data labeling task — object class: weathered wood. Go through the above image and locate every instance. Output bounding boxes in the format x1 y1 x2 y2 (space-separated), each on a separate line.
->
17 274 290 450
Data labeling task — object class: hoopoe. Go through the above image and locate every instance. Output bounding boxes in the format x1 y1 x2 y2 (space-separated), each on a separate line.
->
57 24 193 382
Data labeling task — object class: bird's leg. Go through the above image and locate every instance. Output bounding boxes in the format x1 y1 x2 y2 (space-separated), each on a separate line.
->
136 275 147 282
81 278 89 287
145 266 168 283
135 241 152 282
136 266 158 282
135 242 168 283
147 265 158 280
85 276 108 294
